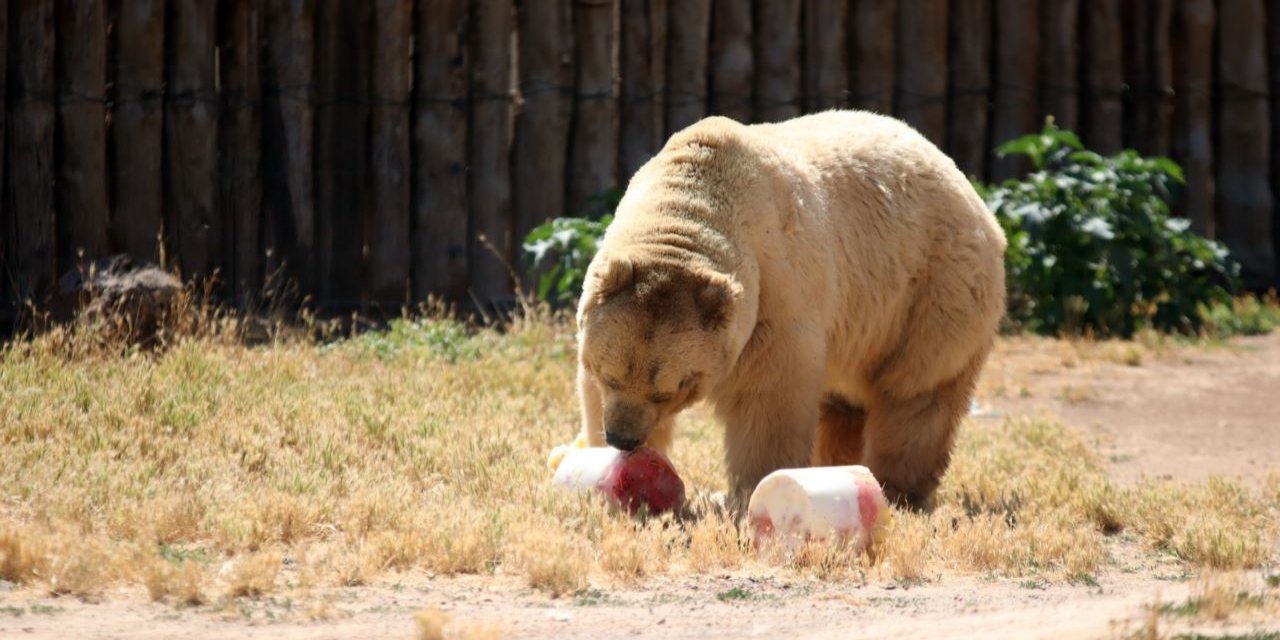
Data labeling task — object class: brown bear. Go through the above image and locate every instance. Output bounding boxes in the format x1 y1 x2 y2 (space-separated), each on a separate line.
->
570 110 1006 511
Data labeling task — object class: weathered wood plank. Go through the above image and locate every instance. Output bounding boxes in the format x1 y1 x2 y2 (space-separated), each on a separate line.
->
112 0 165 264
754 0 800 122
569 0 619 214
1147 0 1173 157
413 0 469 301
1172 0 1214 238
947 0 991 180
990 0 1040 181
166 0 220 280
1083 0 1123 154
221 0 263 303
56 0 110 266
709 0 753 123
804 0 848 112
1215 0 1275 287
9 0 56 299
665 0 710 135
852 0 896 115
469 0 514 301
1121 0 1150 151
1270 0 1280 260
1040 0 1080 131
620 0 668 177
0 0 8 310
367 0 413 306
262 0 316 296
514 0 573 257
315 0 371 307
896 0 946 143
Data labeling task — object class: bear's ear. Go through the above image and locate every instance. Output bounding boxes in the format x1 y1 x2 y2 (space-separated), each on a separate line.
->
591 255 635 304
694 272 742 331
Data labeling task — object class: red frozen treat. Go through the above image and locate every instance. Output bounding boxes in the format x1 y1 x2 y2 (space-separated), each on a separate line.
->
552 446 686 515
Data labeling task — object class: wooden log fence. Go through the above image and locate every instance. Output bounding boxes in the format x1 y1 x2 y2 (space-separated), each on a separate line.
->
2 0 1280 324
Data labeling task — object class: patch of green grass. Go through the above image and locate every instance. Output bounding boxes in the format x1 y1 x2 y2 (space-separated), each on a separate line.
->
0 605 23 617
351 318 480 363
157 544 212 565
1069 573 1099 587
716 586 755 602
1266 574 1279 589
573 588 616 607
1201 293 1280 339
1019 579 1047 590
29 604 64 615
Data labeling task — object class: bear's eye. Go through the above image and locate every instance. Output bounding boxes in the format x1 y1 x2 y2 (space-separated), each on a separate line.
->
649 393 673 404
603 377 623 391
679 374 701 389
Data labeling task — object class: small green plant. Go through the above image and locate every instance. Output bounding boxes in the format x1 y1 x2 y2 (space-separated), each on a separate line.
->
984 119 1241 338
522 188 622 307
716 586 755 602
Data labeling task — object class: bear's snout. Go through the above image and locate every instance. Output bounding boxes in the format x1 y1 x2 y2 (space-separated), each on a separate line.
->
605 431 642 451
604 401 650 451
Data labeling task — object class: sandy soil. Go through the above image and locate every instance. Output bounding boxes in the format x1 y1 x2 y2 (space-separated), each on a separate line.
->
3 333 1279 640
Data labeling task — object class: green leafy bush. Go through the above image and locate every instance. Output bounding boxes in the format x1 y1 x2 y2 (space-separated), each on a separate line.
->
521 188 622 307
983 120 1240 337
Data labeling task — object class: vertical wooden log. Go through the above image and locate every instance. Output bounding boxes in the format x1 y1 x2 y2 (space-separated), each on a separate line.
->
1040 0 1080 132
1147 0 1173 157
896 0 946 143
569 0 619 214
1121 0 1150 151
0 0 8 310
316 1 372 308
620 0 669 177
262 0 316 296
469 0 514 301
665 0 710 135
1215 0 1275 287
851 0 895 114
367 0 412 306
113 0 165 263
413 0 469 302
56 0 109 266
754 0 800 122
947 0 991 180
804 0 848 112
709 0 753 123
1270 0 1280 263
513 1 573 254
9 0 55 299
1172 0 1214 238
990 0 1040 181
1083 0 1123 154
221 0 263 304
166 0 220 280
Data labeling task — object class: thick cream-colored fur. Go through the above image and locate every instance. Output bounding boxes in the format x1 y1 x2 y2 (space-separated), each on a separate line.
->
574 110 1006 511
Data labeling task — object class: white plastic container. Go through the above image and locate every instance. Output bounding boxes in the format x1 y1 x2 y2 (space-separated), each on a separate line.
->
550 445 686 514
551 446 624 490
747 465 890 551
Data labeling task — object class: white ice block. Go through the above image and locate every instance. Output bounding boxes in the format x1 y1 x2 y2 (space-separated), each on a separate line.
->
551 446 623 490
747 465 890 551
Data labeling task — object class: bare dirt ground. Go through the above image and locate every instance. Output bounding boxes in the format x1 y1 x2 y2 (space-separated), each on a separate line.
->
4 333 1279 639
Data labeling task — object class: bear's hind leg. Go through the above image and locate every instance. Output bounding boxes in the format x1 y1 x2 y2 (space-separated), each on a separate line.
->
812 395 868 467
862 351 986 511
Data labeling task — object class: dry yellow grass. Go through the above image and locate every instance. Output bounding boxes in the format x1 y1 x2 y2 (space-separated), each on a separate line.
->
1 308 1277 602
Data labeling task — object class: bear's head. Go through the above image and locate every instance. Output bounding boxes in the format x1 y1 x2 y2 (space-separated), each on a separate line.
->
577 254 744 451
